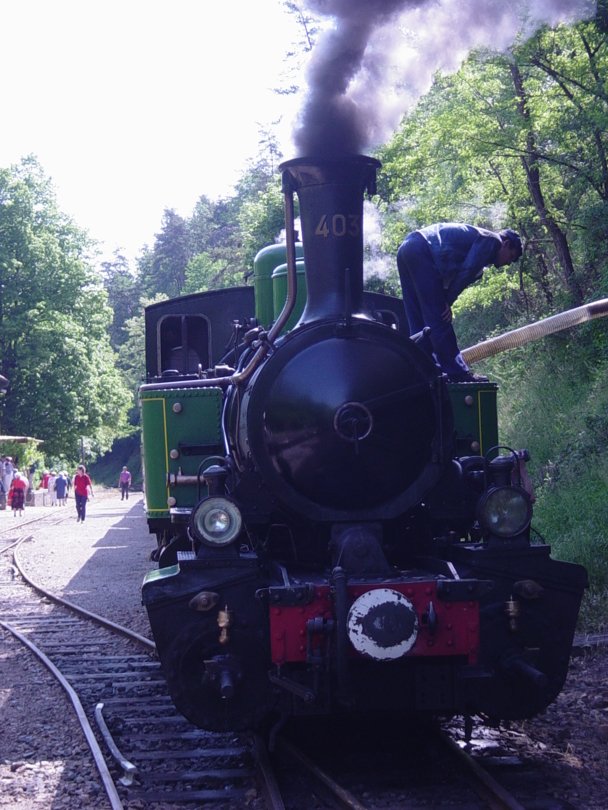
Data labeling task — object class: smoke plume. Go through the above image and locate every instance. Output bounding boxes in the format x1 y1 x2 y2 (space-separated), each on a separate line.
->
293 0 597 157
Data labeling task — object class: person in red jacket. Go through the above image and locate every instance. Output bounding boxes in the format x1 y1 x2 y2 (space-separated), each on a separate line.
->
73 464 94 523
9 472 28 517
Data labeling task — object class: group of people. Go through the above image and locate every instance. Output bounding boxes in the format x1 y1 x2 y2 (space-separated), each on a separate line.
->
0 460 132 523
39 469 71 506
41 464 96 523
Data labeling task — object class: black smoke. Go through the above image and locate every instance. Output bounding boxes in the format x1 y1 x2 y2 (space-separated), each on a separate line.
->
293 0 597 158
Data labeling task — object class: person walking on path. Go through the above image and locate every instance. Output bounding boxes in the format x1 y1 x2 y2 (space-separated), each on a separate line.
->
397 223 522 381
73 465 94 523
9 472 28 517
118 466 132 501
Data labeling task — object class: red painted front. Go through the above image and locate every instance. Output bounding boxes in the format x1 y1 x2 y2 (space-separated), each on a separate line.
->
269 582 479 665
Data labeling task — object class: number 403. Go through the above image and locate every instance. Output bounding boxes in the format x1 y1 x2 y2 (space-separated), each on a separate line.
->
315 214 361 238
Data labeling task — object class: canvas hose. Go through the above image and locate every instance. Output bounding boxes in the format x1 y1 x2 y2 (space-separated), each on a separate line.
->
462 298 608 365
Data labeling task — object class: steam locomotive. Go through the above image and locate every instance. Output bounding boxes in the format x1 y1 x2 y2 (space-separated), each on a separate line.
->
141 155 587 733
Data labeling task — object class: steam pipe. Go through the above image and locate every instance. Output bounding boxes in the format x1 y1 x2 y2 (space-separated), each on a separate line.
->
462 298 608 365
268 186 298 342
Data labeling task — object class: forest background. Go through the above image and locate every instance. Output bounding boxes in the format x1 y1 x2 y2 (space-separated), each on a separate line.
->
0 3 607 626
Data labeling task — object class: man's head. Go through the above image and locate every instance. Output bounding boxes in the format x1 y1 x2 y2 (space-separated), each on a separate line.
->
496 229 523 266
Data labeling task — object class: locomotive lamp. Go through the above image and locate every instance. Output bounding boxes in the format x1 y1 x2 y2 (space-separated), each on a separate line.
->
477 485 532 540
190 497 242 547
476 450 533 542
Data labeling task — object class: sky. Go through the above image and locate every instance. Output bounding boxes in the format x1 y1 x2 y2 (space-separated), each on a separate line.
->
2 0 596 268
1 0 303 264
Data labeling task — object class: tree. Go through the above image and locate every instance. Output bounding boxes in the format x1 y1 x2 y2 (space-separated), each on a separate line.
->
100 251 142 349
140 209 189 299
276 2 320 95
0 157 131 459
378 11 608 319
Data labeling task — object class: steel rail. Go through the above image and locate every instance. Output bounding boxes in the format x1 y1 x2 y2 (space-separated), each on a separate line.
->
0 506 73 536
439 731 526 810
251 733 286 810
0 536 30 555
276 737 369 810
12 539 155 651
0 619 125 810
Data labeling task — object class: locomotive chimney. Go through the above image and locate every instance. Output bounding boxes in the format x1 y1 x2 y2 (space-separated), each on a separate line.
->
279 155 380 325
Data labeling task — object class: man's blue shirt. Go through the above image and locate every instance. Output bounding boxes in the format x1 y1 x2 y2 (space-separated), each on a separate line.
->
416 223 501 304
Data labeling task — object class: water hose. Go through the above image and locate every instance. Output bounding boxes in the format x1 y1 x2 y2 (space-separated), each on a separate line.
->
462 298 608 365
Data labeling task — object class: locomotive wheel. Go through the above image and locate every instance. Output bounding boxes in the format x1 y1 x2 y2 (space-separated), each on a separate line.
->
166 624 276 732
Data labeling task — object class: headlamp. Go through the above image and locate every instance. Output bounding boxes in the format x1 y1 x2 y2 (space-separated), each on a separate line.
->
190 497 242 547
477 486 532 538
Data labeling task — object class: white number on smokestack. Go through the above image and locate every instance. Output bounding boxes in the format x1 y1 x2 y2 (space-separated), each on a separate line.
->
315 214 361 238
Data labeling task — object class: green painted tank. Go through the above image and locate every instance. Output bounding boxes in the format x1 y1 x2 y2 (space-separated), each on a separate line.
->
253 242 303 328
140 386 224 521
448 381 499 457
272 259 307 332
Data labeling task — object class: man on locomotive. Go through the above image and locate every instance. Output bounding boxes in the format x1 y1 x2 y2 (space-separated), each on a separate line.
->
397 223 522 382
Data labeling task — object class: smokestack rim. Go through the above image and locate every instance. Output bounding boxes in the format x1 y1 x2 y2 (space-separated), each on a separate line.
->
279 154 381 194
279 153 381 171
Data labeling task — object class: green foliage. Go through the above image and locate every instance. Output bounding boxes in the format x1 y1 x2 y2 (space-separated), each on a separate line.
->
238 180 285 266
139 209 189 299
0 158 131 461
100 251 142 350
479 326 608 598
138 129 286 298
115 294 167 422
0 440 44 478
89 433 142 490
453 267 524 348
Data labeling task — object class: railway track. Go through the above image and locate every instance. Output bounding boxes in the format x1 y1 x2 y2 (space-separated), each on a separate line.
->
2 507 599 809
0 519 285 809
272 717 534 810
